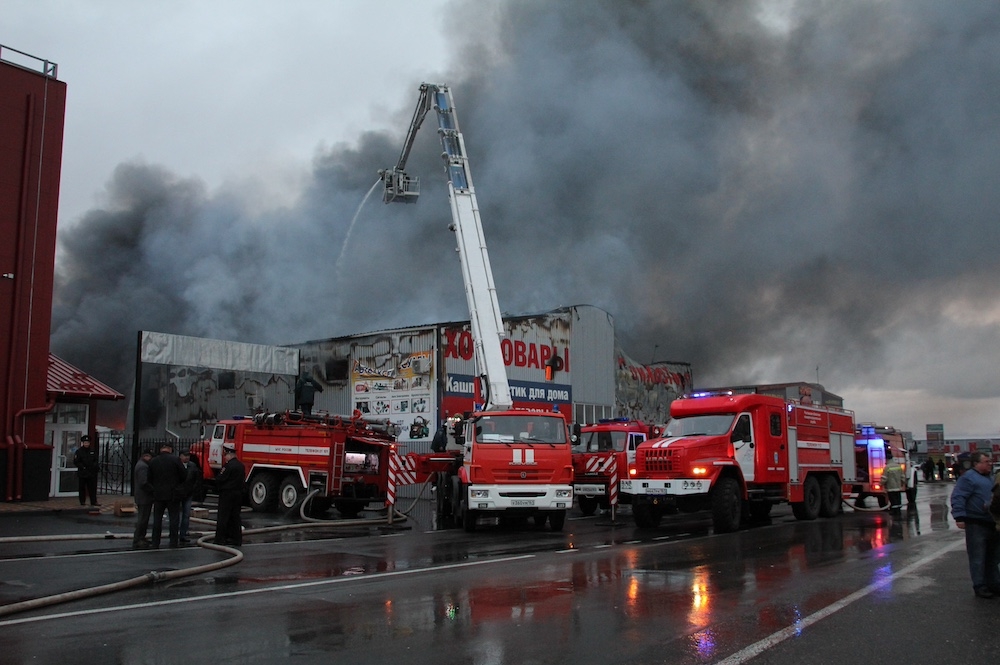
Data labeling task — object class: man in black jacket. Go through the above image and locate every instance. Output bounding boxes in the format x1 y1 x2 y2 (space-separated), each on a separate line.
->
73 435 100 506
178 451 204 544
215 444 246 547
294 371 324 416
147 443 186 548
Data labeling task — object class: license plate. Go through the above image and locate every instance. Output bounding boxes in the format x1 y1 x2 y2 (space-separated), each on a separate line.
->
646 487 666 495
511 499 535 507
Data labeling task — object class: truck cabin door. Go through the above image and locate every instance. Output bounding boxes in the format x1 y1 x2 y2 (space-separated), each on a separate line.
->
731 414 755 481
626 433 646 467
751 408 788 484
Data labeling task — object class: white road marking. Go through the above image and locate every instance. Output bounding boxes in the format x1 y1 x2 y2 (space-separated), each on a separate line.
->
0 554 536 627
714 538 966 665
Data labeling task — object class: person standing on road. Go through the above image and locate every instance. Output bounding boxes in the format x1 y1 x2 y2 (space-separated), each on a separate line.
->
950 452 1000 599
132 450 154 549
73 435 100 506
147 442 186 549
938 459 946 481
882 451 905 513
178 451 204 545
905 458 919 508
215 443 246 547
132 450 153 550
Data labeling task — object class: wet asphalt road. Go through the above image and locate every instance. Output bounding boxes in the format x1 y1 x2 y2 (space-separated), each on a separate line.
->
0 482 993 664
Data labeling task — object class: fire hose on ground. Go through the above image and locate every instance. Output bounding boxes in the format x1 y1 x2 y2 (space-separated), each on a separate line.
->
0 495 412 619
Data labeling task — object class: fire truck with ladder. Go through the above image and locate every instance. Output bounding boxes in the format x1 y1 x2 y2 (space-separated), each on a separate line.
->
379 83 574 531
191 410 399 517
620 391 863 532
572 418 661 515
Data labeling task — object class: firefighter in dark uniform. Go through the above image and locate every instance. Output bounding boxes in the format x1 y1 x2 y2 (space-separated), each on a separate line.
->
215 443 246 547
294 371 324 416
73 435 100 506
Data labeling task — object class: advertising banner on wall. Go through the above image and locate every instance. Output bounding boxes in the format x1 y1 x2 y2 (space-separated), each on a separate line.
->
352 351 435 445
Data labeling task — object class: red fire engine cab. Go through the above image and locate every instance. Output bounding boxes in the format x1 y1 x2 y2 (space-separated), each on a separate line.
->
192 411 398 517
572 418 661 515
620 392 858 532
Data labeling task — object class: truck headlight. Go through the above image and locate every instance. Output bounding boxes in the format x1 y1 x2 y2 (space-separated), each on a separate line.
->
692 466 708 476
555 489 572 498
470 489 490 499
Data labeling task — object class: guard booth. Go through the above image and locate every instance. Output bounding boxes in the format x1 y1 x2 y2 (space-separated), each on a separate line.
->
44 355 124 497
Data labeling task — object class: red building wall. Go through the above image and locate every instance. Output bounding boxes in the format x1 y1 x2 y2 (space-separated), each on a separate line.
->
0 49 66 500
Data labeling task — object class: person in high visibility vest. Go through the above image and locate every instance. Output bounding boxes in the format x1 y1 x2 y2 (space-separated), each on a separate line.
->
882 451 905 512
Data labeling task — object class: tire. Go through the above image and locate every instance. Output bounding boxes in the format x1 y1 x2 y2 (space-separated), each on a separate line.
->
548 510 566 532
819 475 840 518
792 475 822 521
578 496 599 516
248 472 278 512
711 477 742 533
462 499 477 532
435 472 454 523
632 502 662 528
279 477 303 511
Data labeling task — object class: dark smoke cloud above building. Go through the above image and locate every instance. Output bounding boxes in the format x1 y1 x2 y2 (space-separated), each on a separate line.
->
50 1 1000 435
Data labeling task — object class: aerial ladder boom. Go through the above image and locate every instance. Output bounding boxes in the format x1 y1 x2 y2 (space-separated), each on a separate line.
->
380 84 512 410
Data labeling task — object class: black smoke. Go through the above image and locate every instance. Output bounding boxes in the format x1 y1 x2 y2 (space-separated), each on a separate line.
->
51 0 1000 422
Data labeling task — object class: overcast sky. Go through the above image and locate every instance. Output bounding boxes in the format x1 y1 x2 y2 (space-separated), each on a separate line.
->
7 1 1000 440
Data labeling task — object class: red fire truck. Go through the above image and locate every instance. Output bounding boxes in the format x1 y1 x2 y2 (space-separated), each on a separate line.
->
850 423 911 508
192 410 398 517
620 392 858 532
380 84 574 531
572 418 661 515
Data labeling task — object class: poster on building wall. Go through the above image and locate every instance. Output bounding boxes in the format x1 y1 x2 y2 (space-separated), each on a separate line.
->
613 340 693 425
353 351 434 445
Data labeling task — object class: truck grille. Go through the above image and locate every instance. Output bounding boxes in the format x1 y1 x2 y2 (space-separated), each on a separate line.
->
492 468 546 482
639 449 676 474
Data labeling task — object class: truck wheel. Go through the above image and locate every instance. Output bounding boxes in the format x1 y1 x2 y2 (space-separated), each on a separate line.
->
461 499 477 532
632 502 661 528
549 510 566 532
711 477 742 533
792 475 822 520
578 496 599 516
279 477 303 511
248 472 278 512
436 472 454 523
819 475 841 518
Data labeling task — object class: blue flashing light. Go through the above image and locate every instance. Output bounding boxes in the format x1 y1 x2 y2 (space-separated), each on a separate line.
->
598 417 630 424
689 390 733 399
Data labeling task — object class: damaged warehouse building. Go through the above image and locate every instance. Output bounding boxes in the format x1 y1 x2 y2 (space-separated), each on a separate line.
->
134 304 692 454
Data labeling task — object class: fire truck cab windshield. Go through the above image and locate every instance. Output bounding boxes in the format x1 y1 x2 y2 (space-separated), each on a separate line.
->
472 414 567 445
664 414 735 438
577 430 630 453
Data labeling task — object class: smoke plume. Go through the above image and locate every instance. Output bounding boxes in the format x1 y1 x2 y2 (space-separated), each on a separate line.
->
51 1 1000 432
